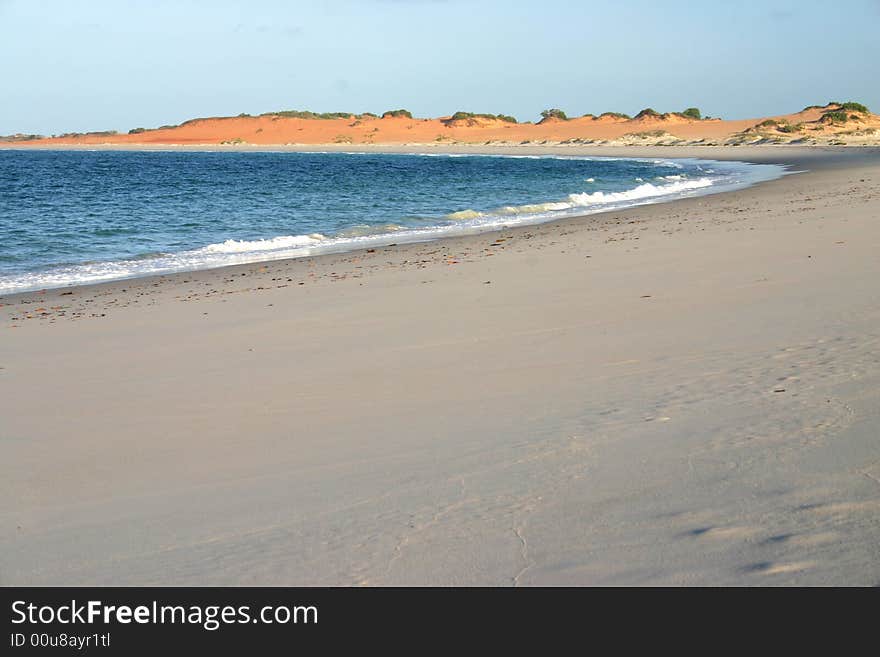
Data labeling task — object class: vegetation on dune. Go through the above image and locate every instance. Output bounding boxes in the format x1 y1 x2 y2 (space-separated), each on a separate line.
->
381 109 413 119
448 111 517 123
821 110 850 124
260 110 356 120
803 101 869 114
818 102 870 124
180 116 228 126
634 108 661 119
0 133 45 142
777 122 804 133
751 119 805 134
594 108 701 121
123 122 176 132
54 130 119 138
539 108 568 121
624 129 667 138
838 101 869 114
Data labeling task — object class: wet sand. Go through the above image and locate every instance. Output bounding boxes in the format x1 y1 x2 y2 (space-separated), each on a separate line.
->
2 145 879 585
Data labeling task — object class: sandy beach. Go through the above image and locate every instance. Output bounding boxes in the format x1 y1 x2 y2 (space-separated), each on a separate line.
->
2 144 879 586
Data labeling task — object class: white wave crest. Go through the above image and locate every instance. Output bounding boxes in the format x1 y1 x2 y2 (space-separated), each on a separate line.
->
446 209 483 220
567 178 712 206
198 233 325 254
472 178 714 219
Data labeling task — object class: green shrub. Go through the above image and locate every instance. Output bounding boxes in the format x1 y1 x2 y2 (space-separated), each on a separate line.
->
634 108 661 119
0 133 45 142
448 111 517 123
624 129 666 138
597 111 630 120
757 119 779 128
777 123 803 133
680 107 702 120
821 110 849 124
839 101 869 113
263 110 355 120
382 109 413 119
540 108 568 121
180 116 228 125
128 127 147 134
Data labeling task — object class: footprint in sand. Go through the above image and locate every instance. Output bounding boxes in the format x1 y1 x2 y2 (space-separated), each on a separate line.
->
742 561 815 576
762 532 838 547
801 500 880 516
686 526 759 541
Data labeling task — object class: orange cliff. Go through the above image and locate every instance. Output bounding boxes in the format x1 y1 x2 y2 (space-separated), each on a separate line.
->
4 103 879 147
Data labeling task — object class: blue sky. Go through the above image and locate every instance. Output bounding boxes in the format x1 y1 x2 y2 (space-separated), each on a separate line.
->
2 0 878 134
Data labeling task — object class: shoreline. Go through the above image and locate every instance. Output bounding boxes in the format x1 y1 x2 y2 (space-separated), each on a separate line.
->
3 143 867 300
5 140 880 160
0 144 860 307
3 145 879 585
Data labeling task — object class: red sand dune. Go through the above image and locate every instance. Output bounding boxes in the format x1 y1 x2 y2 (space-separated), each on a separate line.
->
5 104 878 147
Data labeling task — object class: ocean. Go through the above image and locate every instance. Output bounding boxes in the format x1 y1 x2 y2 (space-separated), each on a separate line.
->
0 150 785 294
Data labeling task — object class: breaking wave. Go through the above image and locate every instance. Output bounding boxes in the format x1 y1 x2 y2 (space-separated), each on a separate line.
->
445 177 713 221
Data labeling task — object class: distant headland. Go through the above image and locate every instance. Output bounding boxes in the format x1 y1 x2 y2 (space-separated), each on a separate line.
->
3 102 878 147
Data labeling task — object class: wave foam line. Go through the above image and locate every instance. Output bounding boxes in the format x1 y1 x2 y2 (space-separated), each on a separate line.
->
446 177 713 220
198 233 326 254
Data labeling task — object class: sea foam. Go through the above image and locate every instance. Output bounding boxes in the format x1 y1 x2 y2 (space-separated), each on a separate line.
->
444 177 713 221
198 234 326 254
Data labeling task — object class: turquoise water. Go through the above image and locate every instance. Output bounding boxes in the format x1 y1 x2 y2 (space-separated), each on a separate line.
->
0 150 785 293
